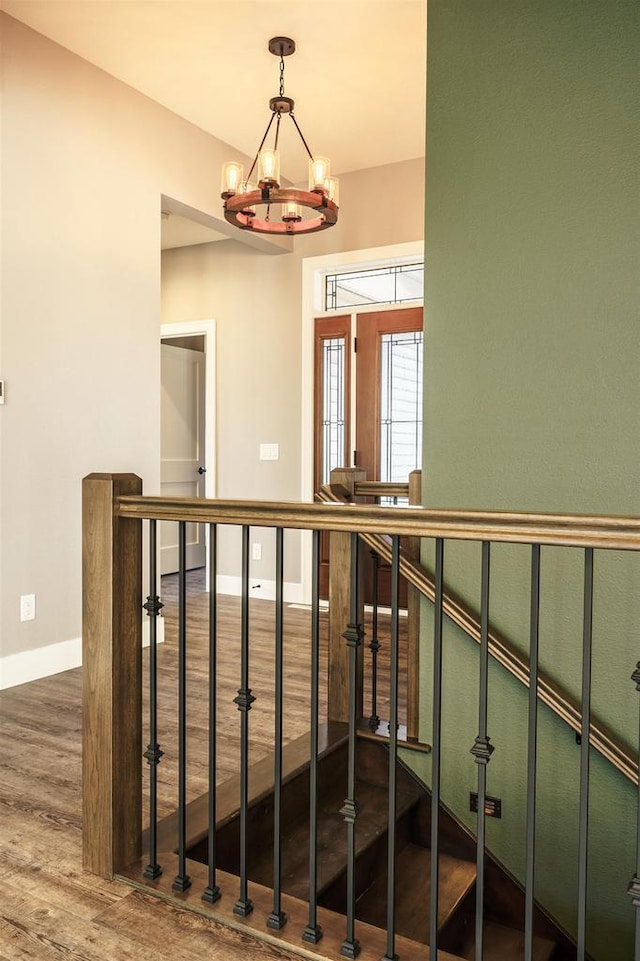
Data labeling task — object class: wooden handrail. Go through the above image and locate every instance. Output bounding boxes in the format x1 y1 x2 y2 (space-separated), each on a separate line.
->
317 484 639 787
117 494 640 551
353 481 410 498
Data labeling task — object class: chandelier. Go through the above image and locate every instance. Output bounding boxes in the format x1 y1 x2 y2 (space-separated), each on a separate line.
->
221 37 339 236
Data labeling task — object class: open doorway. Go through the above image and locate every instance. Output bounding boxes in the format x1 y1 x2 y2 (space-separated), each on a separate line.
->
160 320 216 576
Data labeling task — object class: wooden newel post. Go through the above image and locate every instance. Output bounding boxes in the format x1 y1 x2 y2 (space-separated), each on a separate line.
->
406 469 422 742
82 473 143 878
328 468 366 723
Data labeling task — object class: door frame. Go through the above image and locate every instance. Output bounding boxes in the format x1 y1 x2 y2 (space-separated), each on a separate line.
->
160 319 217 502
161 320 216 586
300 242 423 603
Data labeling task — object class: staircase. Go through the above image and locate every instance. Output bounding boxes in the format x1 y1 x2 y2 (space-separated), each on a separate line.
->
186 726 575 961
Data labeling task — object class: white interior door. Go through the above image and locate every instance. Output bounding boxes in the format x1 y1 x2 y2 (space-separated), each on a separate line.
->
161 343 206 574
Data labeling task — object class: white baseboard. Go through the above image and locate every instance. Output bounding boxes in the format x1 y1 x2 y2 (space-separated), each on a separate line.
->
0 617 165 691
0 636 83 690
216 575 304 605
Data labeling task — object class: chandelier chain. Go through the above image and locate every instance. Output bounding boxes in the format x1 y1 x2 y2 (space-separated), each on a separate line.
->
279 55 285 98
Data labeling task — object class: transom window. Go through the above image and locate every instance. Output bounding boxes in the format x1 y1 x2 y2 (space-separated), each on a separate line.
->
325 262 424 311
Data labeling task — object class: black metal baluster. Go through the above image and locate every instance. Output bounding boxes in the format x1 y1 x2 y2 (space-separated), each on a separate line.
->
383 536 401 961
202 523 221 905
303 530 323 945
143 519 164 881
368 548 381 732
577 549 594 960
234 525 254 917
172 522 191 892
524 544 541 961
268 528 287 930
627 662 640 960
341 532 363 960
471 541 493 960
429 538 445 954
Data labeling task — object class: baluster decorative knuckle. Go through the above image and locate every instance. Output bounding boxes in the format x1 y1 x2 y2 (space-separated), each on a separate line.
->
631 661 640 691
143 744 164 766
143 594 164 616
471 735 495 765
342 622 364 648
234 689 256 712
340 797 359 824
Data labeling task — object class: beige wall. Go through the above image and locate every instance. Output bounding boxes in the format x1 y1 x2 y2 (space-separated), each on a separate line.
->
0 12 424 670
0 13 272 668
161 158 424 582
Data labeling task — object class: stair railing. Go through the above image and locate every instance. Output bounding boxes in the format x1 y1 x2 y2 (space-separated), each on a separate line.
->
321 468 423 745
83 472 640 961
319 470 637 789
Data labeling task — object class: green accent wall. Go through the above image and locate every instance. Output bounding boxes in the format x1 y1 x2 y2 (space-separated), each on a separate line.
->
417 2 640 958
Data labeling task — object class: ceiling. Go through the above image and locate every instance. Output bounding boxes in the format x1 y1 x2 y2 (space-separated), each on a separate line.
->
2 1 426 249
0 0 427 186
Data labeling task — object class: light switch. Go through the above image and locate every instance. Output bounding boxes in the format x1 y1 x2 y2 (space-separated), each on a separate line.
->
260 443 279 461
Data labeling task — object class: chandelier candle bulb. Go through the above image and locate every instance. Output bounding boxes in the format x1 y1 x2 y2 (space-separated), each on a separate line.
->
309 156 331 192
282 202 302 223
324 176 340 206
258 148 280 186
221 162 244 197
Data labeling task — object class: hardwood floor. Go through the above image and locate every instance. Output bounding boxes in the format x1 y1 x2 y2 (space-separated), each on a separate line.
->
0 570 404 961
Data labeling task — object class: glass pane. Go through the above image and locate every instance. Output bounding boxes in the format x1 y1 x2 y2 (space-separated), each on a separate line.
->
321 337 346 484
325 262 423 310
379 330 423 501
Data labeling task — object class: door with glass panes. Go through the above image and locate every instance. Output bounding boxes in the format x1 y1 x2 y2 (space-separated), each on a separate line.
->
314 307 423 602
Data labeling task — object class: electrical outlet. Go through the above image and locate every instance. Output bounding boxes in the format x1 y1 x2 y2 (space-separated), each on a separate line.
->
252 543 262 561
470 791 502 818
20 593 36 622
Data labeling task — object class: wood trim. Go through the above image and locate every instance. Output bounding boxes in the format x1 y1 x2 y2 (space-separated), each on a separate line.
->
355 307 423 483
354 481 410 498
406 469 422 741
117 494 640 552
119 855 461 961
327 469 366 723
314 314 352 598
313 314 352 492
82 473 143 878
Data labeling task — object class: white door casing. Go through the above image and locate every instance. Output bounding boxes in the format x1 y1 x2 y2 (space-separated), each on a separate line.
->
160 343 206 573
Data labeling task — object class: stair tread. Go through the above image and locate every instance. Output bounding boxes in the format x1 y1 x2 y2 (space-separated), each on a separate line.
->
460 921 556 961
249 777 421 901
355 841 476 944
